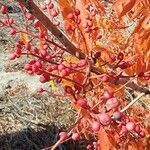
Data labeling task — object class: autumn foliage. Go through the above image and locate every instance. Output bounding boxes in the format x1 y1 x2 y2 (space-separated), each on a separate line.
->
0 0 150 149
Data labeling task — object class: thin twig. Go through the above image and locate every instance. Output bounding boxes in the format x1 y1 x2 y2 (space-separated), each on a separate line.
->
120 92 146 113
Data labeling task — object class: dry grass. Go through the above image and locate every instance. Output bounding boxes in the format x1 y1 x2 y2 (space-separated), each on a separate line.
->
0 83 81 149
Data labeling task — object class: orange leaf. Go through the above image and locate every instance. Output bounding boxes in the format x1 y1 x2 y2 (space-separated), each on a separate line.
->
92 0 105 13
98 128 117 150
142 14 150 30
113 0 136 18
38 25 48 49
20 33 28 44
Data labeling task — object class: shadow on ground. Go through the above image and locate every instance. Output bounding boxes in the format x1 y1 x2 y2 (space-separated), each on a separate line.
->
0 123 80 150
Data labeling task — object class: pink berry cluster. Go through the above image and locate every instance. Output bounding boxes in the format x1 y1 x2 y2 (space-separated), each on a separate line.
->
1 1 148 149
0 3 88 85
9 39 88 84
66 7 99 34
40 0 60 26
66 89 146 142
86 141 98 150
59 131 80 141
7 36 88 85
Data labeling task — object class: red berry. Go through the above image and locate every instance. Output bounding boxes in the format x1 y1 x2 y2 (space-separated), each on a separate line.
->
58 64 65 71
15 48 22 55
46 55 51 61
43 44 48 50
65 68 70 75
118 61 128 69
56 77 62 83
24 64 32 70
85 4 90 11
96 34 102 40
18 2 24 8
134 125 141 133
77 99 87 107
35 61 42 68
71 63 78 68
29 59 36 65
52 45 57 51
39 32 45 38
8 18 14 25
71 133 80 141
37 88 45 93
48 3 54 9
25 42 31 51
60 69 67 77
26 13 34 20
76 18 81 24
102 89 114 100
51 11 58 18
66 24 73 31
16 43 22 49
138 72 144 77
106 97 119 111
144 72 150 80
9 29 17 35
78 59 87 67
91 121 101 132
9 53 16 60
46 66 52 72
87 21 93 27
67 13 74 20
94 51 101 59
32 64 39 73
39 74 50 83
120 125 128 134
84 27 91 33
37 70 43 75
112 111 122 120
93 141 97 147
51 64 58 70
99 113 111 126
85 15 92 20
82 22 88 28
33 47 39 54
64 86 73 94
74 9 80 16
54 21 60 26
74 84 82 93
139 131 145 138
1 5 7 14
41 5 47 10
117 52 124 60
91 10 97 17
87 144 92 150
101 74 109 82
59 50 64 55
40 49 48 57
59 132 68 141
27 70 33 75
34 20 41 27
126 122 135 131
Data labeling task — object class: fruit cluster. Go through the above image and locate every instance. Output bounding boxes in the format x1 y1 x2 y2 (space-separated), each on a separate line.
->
1 1 149 149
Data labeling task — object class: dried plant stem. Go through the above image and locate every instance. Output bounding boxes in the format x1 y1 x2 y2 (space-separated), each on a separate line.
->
120 92 146 113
